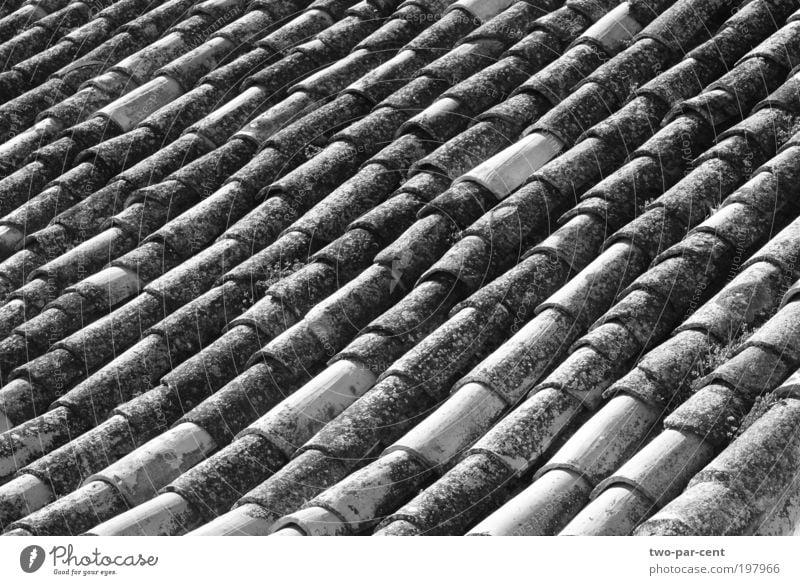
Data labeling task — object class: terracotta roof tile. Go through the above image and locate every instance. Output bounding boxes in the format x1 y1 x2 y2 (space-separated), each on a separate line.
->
1 0 799 538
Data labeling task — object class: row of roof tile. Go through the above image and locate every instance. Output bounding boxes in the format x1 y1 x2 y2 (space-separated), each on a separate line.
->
1 0 799 537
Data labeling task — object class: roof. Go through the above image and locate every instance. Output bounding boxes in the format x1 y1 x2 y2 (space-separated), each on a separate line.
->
0 0 800 536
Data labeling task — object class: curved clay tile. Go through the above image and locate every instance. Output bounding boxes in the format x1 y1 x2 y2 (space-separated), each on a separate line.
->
648 394 800 535
0 0 72 45
616 276 800 534
370 55 800 537
0 0 450 410
0 0 289 233
0 0 118 77
0 0 154 102
0 0 225 210
471 143 800 536
0 0 198 147
0 0 522 534
557 224 800 534
78 0 652 532
2 0 797 539
0 1 398 365
162 0 756 532
301 0 769 537
260 2 792 536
